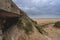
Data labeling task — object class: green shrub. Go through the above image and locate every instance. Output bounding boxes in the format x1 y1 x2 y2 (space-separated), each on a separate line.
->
54 21 60 28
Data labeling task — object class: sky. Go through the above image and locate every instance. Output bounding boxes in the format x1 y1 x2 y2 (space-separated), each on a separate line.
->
12 0 60 18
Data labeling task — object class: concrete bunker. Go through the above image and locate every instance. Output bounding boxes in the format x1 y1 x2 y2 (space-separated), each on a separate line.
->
0 9 20 32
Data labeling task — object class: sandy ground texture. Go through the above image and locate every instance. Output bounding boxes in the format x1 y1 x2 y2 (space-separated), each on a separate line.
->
0 18 60 40
33 18 60 40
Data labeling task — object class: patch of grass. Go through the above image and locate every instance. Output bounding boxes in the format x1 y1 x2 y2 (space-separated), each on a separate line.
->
27 19 47 34
54 21 60 28
23 17 33 34
17 16 33 34
17 20 23 30
34 24 48 35
17 15 47 35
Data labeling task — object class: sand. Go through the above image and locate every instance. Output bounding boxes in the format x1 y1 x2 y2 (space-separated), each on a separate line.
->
32 18 60 40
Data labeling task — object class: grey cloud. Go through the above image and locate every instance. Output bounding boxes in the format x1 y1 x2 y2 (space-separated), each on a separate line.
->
12 0 60 18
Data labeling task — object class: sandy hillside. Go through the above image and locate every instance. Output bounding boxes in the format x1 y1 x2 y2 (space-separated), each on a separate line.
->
32 18 60 40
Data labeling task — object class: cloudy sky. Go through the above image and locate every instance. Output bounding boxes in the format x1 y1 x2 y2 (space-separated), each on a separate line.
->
12 0 60 18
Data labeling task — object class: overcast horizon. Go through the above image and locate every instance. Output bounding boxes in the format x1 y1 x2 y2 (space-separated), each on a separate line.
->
12 0 60 18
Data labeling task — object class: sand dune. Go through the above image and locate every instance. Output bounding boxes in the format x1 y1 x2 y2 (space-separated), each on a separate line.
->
32 18 60 40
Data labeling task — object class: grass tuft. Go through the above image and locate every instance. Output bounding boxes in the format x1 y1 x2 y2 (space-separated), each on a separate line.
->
54 21 60 28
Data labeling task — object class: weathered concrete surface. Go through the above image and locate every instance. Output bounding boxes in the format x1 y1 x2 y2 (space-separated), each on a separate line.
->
0 30 2 40
0 10 20 17
0 0 20 15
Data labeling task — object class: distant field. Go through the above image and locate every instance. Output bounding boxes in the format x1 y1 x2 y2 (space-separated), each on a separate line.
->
32 18 60 24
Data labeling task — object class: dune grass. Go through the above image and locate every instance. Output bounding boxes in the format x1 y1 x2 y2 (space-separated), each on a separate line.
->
54 21 60 28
